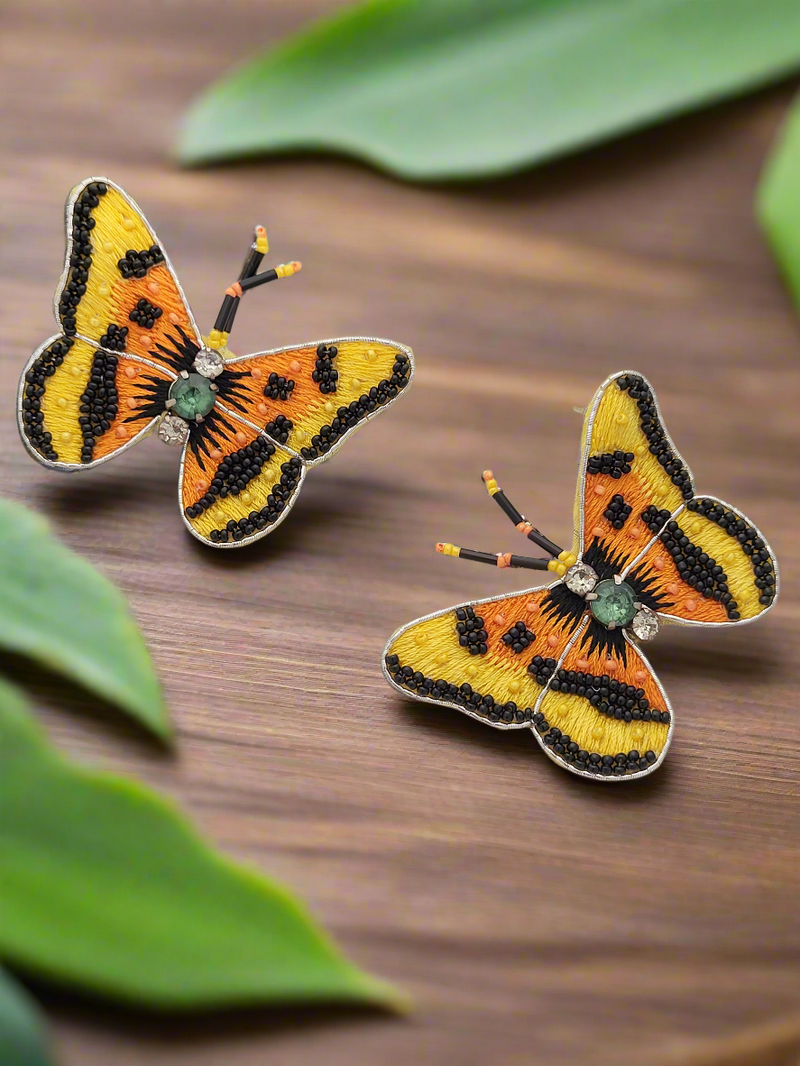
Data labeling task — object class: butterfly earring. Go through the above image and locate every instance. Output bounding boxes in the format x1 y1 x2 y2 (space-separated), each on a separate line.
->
383 371 778 781
18 177 414 547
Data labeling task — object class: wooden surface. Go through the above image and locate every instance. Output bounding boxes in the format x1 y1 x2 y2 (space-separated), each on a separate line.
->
2 3 800 1064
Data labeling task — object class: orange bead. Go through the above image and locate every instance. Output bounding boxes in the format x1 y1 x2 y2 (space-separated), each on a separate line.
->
290 359 302 372
652 557 665 571
115 425 127 439
547 634 559 649
236 431 247 445
251 367 263 379
124 365 138 379
685 598 697 612
126 398 138 410
594 484 604 496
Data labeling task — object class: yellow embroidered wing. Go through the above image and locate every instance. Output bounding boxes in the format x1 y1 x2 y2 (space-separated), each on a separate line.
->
179 402 305 547
19 177 198 469
576 372 778 626
383 585 580 730
532 617 672 779
212 339 413 463
179 338 413 546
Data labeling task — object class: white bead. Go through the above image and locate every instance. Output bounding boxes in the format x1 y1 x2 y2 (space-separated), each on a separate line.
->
564 561 598 597
194 348 225 380
158 413 190 446
631 607 659 641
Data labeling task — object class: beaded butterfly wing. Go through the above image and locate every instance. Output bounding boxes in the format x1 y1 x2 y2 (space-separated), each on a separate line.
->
18 177 414 547
383 371 778 781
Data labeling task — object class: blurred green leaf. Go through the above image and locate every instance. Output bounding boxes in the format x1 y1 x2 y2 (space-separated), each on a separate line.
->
758 91 800 307
0 676 402 1013
179 0 800 181
0 498 169 741
0 965 54 1066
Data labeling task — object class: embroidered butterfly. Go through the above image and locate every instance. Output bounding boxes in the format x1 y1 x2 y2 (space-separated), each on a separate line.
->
18 177 414 548
383 371 779 781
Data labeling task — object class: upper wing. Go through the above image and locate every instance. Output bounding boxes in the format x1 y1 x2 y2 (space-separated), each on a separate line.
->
574 371 693 563
383 583 583 730
20 177 198 470
574 371 778 627
58 177 200 356
213 338 413 461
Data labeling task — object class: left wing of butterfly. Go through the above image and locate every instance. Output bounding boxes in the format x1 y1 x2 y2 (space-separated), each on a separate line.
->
179 337 414 546
18 176 201 470
383 582 673 779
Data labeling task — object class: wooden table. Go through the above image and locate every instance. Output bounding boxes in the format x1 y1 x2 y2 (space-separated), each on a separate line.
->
2 3 799 1063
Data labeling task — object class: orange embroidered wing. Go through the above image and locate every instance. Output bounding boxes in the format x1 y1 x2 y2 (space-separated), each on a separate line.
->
575 372 778 626
383 584 583 729
574 370 694 567
57 177 200 358
179 400 305 547
18 334 176 469
19 176 198 469
622 495 778 626
532 617 672 779
213 338 413 462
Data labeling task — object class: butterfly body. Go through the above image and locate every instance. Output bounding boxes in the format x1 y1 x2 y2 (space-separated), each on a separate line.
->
19 177 414 548
383 370 778 781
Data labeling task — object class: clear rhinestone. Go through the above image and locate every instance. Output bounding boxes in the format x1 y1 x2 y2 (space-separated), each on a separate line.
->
158 413 190 446
631 607 660 641
564 561 599 597
194 347 225 379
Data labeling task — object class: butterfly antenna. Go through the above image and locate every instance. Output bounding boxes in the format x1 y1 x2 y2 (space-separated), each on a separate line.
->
481 470 564 557
207 226 302 350
435 543 552 571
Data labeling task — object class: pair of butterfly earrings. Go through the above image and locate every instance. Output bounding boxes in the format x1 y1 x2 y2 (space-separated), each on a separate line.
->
19 177 780 783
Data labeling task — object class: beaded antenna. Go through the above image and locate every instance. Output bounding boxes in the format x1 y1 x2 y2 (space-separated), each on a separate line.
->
18 177 414 547
383 371 779 781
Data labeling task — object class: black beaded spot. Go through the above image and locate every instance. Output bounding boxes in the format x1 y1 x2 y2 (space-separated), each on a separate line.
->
263 372 295 402
58 181 108 335
21 335 75 461
586 450 633 480
79 350 119 462
604 493 633 529
184 436 277 520
383 654 533 727
528 655 558 686
686 497 776 611
207 456 303 542
98 322 128 352
640 509 739 619
128 297 163 331
116 245 164 280
616 374 694 500
264 413 293 445
313 343 338 395
299 351 411 460
502 620 535 654
454 605 488 656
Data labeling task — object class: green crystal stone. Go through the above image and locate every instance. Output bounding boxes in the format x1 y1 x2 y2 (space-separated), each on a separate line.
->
589 579 637 628
168 373 216 421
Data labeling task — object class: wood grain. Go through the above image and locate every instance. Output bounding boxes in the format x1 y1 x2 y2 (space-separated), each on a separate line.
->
1 3 799 1064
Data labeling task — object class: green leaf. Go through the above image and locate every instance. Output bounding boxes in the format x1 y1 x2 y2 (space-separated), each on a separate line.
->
0 677 402 1013
0 966 55 1066
178 0 800 180
0 498 169 741
758 90 800 308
